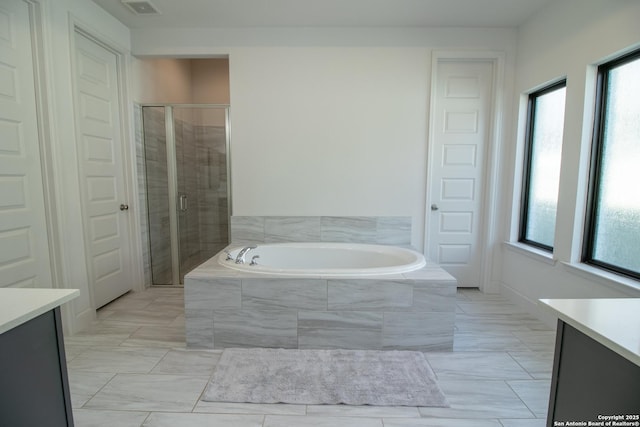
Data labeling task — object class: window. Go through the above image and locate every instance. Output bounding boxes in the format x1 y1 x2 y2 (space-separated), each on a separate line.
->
519 81 567 251
584 50 640 279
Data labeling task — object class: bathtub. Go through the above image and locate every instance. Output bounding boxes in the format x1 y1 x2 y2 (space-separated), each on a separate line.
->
185 243 457 351
219 243 426 276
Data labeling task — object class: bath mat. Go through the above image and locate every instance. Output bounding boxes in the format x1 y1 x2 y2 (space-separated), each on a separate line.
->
202 348 448 407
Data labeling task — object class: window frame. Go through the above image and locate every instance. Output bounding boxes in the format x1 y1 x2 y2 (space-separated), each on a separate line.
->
518 80 567 252
582 48 640 280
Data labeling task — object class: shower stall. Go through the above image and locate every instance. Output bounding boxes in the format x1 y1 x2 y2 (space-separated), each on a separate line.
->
141 105 230 285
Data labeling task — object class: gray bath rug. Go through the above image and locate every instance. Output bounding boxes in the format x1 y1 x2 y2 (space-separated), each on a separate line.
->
202 348 449 407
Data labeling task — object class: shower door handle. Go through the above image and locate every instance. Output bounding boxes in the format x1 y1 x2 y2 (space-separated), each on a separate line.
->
178 194 188 212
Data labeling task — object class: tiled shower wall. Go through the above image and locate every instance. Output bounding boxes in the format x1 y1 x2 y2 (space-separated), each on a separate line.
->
230 216 412 246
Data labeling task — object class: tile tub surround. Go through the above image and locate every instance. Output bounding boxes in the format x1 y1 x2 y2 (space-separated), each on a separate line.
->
184 255 456 350
230 216 412 246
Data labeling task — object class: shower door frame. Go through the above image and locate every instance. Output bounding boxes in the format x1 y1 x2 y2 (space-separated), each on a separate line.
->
142 103 232 286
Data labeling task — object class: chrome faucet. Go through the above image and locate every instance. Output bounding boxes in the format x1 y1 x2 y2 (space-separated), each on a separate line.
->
235 245 257 264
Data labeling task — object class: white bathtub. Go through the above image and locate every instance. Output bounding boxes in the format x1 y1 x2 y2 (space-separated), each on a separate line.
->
218 242 426 276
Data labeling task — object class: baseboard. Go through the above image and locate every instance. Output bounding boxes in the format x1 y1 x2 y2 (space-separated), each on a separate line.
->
71 306 96 334
483 279 502 294
499 282 557 328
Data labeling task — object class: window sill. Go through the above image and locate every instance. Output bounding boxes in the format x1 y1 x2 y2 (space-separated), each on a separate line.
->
503 241 557 265
562 262 640 296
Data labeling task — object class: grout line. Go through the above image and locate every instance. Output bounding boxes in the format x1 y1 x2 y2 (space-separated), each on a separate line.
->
505 351 537 380
504 380 539 420
141 412 152 426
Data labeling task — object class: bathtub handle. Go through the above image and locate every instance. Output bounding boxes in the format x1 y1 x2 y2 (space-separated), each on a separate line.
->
235 245 258 264
250 255 260 266
223 250 233 261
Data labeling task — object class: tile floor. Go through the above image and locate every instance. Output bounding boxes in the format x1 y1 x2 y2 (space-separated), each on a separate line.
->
66 287 555 427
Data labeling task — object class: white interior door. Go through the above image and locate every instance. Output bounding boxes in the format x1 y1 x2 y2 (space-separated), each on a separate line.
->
73 31 132 307
427 59 494 287
0 0 53 289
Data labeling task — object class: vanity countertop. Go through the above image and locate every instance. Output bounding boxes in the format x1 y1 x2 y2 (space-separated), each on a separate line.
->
539 298 640 367
0 288 80 334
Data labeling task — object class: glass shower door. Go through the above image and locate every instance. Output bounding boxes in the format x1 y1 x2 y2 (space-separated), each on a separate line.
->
142 105 230 285
174 106 230 282
173 107 198 282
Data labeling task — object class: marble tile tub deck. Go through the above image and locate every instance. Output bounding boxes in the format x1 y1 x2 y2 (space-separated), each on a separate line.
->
67 287 553 427
184 256 458 350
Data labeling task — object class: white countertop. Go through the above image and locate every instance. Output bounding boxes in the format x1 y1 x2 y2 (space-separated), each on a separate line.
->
539 298 640 367
0 288 80 335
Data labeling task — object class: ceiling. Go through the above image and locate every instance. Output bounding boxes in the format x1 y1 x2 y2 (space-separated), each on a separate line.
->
93 0 554 29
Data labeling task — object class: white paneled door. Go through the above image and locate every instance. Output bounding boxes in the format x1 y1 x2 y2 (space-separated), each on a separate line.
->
73 31 132 307
427 60 494 287
0 0 53 289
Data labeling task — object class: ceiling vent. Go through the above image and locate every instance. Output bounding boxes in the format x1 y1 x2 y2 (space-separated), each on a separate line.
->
121 1 161 15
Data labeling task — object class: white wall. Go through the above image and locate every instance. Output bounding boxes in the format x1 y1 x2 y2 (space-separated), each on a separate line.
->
229 48 428 219
130 27 517 248
500 0 640 323
37 0 132 332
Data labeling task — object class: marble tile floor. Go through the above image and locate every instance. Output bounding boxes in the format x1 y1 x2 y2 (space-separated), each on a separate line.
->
66 287 555 427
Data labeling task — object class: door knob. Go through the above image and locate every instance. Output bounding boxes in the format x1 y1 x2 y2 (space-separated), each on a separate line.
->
120 204 129 211
430 204 439 211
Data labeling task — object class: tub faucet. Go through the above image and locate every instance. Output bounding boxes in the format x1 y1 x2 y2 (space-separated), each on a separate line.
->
235 245 257 264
